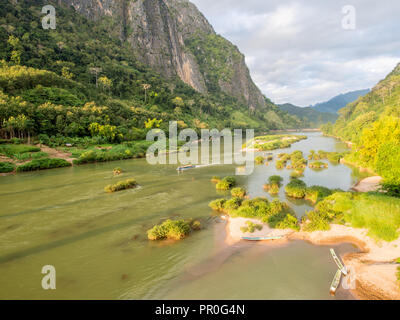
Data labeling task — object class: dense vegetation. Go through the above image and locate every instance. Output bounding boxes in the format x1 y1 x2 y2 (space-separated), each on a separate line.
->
244 135 307 151
321 63 400 189
303 192 400 241
209 193 299 231
0 0 307 148
16 158 71 171
278 103 338 127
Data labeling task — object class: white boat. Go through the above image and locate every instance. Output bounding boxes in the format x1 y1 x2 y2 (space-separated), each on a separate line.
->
330 269 342 295
330 248 348 275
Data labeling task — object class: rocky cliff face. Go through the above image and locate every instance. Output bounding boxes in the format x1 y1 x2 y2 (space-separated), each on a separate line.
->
61 0 267 109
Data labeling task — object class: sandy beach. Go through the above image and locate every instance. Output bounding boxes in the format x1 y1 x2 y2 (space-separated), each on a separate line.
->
352 176 383 192
225 217 400 300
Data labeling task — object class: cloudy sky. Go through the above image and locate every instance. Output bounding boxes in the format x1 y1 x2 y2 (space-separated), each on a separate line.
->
191 0 400 106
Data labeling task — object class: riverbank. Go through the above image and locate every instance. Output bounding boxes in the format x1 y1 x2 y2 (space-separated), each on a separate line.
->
352 176 383 192
225 217 400 300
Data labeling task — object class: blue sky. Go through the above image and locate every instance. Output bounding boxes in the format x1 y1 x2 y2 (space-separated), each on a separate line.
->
190 0 400 106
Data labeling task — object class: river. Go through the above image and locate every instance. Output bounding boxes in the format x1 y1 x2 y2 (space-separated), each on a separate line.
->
0 132 369 299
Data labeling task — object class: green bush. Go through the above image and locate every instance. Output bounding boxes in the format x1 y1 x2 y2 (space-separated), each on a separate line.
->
191 220 202 231
290 170 304 179
264 176 283 194
104 178 137 193
216 180 230 191
147 219 191 240
16 158 71 172
275 160 286 169
290 150 307 170
208 198 226 212
267 183 280 195
285 179 307 198
255 156 265 164
380 182 400 198
309 161 328 169
268 175 283 186
303 210 331 231
224 197 242 210
216 176 236 190
0 162 15 173
240 220 263 233
269 213 300 231
231 187 246 198
305 186 333 203
73 141 152 165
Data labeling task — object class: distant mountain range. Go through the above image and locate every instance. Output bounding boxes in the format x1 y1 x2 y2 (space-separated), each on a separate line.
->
277 103 338 128
311 89 370 114
278 89 370 128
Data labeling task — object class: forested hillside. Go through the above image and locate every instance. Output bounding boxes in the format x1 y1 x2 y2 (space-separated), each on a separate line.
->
0 0 303 146
278 103 337 128
322 63 400 187
312 89 370 114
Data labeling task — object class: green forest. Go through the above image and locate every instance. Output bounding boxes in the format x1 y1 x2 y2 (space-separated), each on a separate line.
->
0 0 305 150
321 63 400 190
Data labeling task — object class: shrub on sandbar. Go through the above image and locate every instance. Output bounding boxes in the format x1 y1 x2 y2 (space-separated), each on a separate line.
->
305 185 333 203
255 156 265 165
147 219 191 240
231 187 247 198
216 176 236 190
285 179 307 198
208 198 226 212
104 178 137 193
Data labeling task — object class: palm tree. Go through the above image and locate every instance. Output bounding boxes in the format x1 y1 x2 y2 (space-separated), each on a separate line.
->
89 67 102 87
142 83 151 103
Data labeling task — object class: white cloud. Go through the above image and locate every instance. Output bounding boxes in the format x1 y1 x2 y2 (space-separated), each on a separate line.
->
191 0 400 106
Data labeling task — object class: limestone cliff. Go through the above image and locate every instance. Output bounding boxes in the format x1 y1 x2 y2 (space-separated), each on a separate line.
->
61 0 267 109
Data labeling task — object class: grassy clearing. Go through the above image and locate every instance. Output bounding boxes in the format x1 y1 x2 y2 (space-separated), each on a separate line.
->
0 144 41 158
16 158 71 172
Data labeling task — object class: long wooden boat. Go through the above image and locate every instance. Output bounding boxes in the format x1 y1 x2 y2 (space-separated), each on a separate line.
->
241 236 283 241
330 269 342 295
330 248 348 275
177 165 196 171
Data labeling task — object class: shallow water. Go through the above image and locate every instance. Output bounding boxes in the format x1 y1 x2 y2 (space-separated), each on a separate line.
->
0 132 367 299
